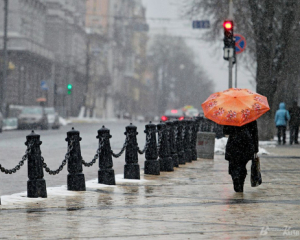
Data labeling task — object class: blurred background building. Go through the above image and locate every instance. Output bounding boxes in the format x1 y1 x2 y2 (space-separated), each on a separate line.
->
0 0 149 119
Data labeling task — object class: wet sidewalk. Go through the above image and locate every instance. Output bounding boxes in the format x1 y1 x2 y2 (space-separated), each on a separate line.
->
1 146 300 239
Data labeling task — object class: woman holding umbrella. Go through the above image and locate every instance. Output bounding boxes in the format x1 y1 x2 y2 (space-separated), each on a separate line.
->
202 88 270 192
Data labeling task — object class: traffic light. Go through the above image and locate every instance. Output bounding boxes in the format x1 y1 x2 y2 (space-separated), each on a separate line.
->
223 20 234 48
67 84 72 95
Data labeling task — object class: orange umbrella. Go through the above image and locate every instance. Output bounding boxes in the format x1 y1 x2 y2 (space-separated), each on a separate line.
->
201 88 270 126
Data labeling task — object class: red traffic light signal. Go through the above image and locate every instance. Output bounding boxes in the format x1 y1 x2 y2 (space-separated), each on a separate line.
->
223 20 234 48
223 21 233 30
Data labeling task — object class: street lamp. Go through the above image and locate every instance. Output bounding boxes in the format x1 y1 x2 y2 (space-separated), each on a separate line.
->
19 66 24 104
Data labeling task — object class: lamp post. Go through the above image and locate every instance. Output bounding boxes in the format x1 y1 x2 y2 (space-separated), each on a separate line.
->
18 66 24 104
2 0 9 117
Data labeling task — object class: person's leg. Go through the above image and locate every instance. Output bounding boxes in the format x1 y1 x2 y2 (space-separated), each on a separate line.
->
295 126 299 144
283 126 286 144
277 126 281 144
290 126 295 144
229 160 247 192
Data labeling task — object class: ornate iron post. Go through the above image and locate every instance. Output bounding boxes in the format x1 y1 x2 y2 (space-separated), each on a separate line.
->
166 120 179 167
26 130 47 198
144 122 160 175
124 123 140 179
97 126 116 185
174 120 185 164
157 121 174 171
183 120 192 163
66 127 86 191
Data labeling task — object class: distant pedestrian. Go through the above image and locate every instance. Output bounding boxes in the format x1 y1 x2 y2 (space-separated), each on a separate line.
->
274 102 290 145
288 100 300 145
223 120 259 192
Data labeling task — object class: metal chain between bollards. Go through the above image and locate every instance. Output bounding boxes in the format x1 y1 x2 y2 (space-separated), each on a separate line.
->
82 138 104 167
111 134 130 158
137 132 152 155
41 139 74 175
0 143 33 174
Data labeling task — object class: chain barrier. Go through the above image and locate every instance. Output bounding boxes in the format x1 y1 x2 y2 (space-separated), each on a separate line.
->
137 133 152 155
82 138 104 167
111 135 129 158
41 139 74 175
0 143 33 174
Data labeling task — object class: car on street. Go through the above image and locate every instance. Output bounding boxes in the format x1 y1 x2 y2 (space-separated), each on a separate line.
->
45 107 60 129
17 106 49 130
185 108 200 119
161 109 185 122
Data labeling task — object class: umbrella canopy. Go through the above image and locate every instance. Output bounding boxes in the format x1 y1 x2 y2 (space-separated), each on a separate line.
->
201 88 270 126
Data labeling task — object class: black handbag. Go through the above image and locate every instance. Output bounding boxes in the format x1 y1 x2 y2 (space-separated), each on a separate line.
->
251 155 262 187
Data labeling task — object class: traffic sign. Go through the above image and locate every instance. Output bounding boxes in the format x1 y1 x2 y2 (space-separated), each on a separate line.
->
234 34 246 54
40 80 48 91
192 20 210 29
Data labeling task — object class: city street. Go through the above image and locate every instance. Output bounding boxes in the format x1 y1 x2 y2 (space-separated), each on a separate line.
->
0 120 149 196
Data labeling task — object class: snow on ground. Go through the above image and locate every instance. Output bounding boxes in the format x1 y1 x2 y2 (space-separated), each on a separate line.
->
69 117 119 124
59 117 72 126
214 137 274 156
0 174 150 206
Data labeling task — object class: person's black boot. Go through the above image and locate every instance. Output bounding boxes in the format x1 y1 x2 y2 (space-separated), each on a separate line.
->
233 177 245 192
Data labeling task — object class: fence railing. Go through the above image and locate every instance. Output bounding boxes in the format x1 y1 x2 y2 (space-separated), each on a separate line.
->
0 117 207 201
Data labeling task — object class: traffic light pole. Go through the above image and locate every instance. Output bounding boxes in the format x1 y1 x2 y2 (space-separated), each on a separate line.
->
228 52 233 88
228 0 233 89
235 57 237 88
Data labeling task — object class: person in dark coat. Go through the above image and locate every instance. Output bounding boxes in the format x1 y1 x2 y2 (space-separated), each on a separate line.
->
223 120 259 192
288 101 300 145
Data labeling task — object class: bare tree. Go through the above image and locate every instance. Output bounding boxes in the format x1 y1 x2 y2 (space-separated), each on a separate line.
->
149 35 214 115
184 0 300 139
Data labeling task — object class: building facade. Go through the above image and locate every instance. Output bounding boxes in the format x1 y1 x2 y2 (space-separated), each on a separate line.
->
0 0 54 109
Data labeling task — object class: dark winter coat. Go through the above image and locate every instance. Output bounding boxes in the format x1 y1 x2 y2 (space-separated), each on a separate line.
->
223 120 259 162
288 105 300 126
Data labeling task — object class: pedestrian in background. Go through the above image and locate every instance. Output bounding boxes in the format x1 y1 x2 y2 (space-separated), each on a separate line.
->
275 102 290 145
223 120 259 192
288 100 300 145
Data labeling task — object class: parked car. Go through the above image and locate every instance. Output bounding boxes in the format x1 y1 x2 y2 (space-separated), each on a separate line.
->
161 109 185 122
185 108 200 119
44 107 60 129
18 106 49 130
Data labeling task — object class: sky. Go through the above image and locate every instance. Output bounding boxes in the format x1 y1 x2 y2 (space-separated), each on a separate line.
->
141 0 256 93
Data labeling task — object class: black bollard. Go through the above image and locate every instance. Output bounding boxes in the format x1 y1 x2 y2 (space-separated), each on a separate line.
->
26 130 47 198
199 116 204 132
193 117 202 160
190 118 198 161
144 122 160 175
97 126 116 185
66 127 86 191
174 120 186 165
166 121 179 167
124 123 140 179
157 121 174 171
183 120 192 163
